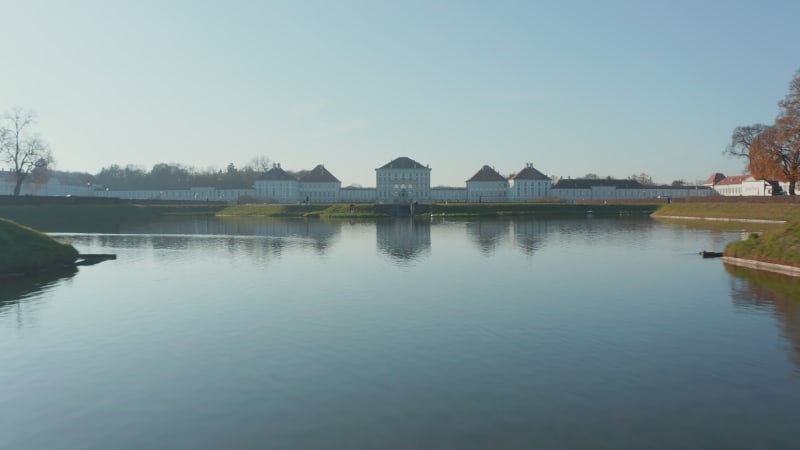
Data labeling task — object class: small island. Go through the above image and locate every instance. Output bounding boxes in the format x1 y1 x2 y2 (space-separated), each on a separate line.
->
0 217 79 276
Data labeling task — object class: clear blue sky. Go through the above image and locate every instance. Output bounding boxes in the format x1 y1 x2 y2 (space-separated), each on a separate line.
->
2 0 799 187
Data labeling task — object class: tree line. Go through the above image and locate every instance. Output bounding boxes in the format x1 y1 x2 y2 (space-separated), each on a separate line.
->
726 69 800 194
0 107 293 193
91 158 293 191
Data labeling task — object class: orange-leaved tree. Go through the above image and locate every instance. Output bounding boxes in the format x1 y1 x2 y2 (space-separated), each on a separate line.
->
728 70 800 195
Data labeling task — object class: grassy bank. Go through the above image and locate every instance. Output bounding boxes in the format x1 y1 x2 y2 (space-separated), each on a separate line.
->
0 202 227 231
725 223 800 267
0 218 78 275
652 203 800 222
219 202 659 218
651 202 800 269
429 202 658 217
219 203 388 218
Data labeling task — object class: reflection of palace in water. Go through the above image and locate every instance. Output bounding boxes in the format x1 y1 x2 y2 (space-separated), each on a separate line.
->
376 219 431 263
466 220 510 256
98 217 344 257
511 220 551 256
727 265 800 369
464 219 557 256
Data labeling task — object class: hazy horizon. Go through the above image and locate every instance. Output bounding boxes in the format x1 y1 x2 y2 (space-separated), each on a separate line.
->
3 0 799 187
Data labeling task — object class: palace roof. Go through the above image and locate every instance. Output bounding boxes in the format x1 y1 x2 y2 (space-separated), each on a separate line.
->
511 164 550 181
258 164 296 181
467 165 507 182
704 173 726 185
299 164 340 183
553 179 645 189
377 157 428 170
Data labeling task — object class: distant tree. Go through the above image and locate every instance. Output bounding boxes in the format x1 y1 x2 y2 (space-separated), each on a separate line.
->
671 179 686 187
738 70 800 194
0 107 53 196
629 172 653 185
150 163 191 189
583 173 599 179
95 164 147 189
249 155 272 173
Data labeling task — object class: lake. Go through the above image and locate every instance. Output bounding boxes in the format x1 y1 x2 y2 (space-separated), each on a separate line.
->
1 216 799 449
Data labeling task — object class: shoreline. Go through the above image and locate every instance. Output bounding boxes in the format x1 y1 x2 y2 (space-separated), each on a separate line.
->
722 256 800 278
654 215 786 224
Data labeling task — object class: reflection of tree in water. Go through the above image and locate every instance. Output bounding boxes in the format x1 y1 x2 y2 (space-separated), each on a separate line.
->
0 268 77 327
376 219 431 264
726 264 800 368
115 217 342 255
511 219 550 256
466 220 509 256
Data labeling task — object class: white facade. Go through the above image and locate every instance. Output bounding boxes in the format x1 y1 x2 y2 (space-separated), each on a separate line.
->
551 180 714 201
466 165 509 202
375 157 431 203
298 165 341 203
10 158 738 205
467 181 508 202
431 187 467 202
509 163 552 202
299 183 340 202
340 187 378 203
255 180 298 202
254 164 299 203
0 174 91 197
707 174 790 196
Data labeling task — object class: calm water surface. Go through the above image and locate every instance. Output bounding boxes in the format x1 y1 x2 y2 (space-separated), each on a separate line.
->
1 217 799 449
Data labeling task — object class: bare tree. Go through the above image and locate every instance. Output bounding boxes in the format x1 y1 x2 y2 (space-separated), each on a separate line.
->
629 172 653 185
0 107 53 196
249 155 272 173
725 124 770 162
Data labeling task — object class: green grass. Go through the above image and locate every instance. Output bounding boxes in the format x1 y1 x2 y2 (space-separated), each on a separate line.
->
0 218 79 275
653 203 800 222
429 202 658 217
219 203 388 218
218 202 660 218
725 222 800 267
0 203 229 232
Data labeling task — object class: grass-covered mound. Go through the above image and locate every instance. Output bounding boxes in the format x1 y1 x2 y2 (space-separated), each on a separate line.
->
0 218 79 275
725 222 800 267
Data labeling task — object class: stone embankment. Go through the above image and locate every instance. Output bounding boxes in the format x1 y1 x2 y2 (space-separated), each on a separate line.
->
721 257 800 277
655 215 786 224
